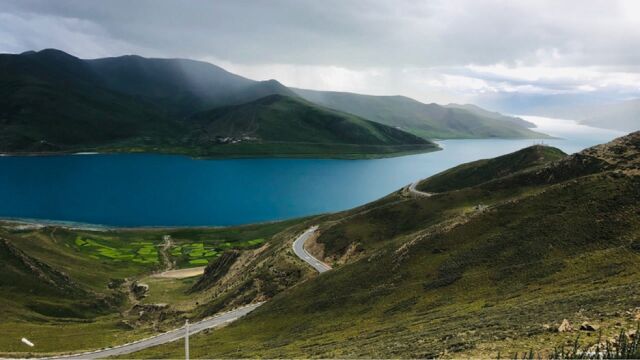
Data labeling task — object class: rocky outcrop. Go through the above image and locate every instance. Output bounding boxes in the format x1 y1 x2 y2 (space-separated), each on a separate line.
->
558 319 573 332
189 250 240 293
130 281 149 300
580 322 598 331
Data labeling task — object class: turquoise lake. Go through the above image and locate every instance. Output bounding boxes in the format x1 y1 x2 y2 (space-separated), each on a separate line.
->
0 116 625 227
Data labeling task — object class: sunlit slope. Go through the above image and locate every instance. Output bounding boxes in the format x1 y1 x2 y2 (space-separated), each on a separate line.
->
294 88 551 139
133 132 640 358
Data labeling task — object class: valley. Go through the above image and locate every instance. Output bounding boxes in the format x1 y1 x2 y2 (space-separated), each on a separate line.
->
2 130 639 358
0 219 308 356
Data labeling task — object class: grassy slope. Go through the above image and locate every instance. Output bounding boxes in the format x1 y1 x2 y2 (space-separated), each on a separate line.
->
416 145 567 192
185 94 439 157
0 218 306 356
132 132 640 358
293 88 551 139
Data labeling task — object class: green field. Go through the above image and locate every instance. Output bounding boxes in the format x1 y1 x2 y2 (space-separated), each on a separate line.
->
169 238 264 266
74 237 159 264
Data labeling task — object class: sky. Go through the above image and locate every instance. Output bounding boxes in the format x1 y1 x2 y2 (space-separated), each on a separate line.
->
1 0 640 110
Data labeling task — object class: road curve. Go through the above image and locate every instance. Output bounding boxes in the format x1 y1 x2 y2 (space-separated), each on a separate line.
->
292 226 331 273
408 181 434 197
52 302 263 359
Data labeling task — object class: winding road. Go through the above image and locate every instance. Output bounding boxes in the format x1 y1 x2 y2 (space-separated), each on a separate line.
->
408 181 433 197
53 303 263 359
292 226 331 273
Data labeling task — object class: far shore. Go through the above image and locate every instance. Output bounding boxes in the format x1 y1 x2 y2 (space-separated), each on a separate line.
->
0 215 310 232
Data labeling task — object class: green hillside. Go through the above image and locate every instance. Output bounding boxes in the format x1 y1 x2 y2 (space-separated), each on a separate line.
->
186 94 438 157
0 49 435 158
0 49 184 152
294 88 551 139
416 145 567 192
132 131 640 358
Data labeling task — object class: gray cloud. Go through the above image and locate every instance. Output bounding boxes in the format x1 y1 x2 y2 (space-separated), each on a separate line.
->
3 0 639 67
1 0 640 106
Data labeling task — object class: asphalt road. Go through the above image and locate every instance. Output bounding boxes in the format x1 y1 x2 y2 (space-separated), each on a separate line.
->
292 226 331 273
408 181 434 197
52 302 263 359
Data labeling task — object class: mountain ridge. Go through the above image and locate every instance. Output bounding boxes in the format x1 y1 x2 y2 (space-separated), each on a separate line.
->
0 49 436 158
1 48 550 158
293 87 550 139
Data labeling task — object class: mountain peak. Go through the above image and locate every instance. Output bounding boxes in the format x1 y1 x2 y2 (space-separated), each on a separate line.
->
32 48 79 60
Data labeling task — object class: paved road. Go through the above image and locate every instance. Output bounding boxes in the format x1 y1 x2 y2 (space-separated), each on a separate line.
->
408 181 434 197
52 303 263 359
292 226 331 273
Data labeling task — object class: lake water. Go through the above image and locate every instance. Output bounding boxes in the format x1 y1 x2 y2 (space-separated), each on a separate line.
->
0 116 625 227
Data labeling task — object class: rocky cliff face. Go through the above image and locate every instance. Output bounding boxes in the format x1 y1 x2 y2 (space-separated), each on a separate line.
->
190 250 240 293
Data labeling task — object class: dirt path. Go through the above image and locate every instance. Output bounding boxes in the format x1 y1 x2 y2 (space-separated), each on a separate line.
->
152 235 206 278
152 266 206 279
158 235 175 272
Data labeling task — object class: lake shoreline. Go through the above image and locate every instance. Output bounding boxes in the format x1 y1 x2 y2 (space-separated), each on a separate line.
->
0 143 442 160
0 117 623 227
0 215 314 232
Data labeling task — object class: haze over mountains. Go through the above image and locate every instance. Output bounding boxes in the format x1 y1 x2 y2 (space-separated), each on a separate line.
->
294 88 545 139
0 49 547 157
527 98 640 132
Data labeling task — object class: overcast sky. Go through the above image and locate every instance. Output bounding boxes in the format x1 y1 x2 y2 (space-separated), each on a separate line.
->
1 0 639 109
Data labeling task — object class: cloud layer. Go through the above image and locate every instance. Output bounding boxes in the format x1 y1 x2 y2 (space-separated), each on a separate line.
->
2 0 639 107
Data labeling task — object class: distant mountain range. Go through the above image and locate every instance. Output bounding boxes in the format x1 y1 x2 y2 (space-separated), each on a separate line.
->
527 98 640 132
0 49 548 157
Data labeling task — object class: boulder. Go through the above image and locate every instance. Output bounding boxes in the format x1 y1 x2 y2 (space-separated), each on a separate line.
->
558 319 573 332
580 322 598 331
130 281 149 300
